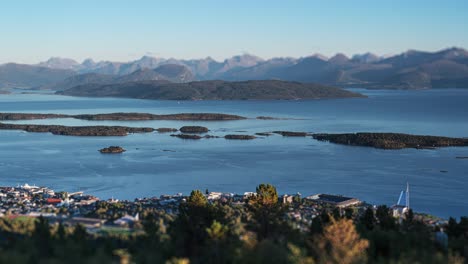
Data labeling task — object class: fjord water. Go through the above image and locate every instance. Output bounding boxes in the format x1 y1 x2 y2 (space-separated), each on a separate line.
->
0 89 467 218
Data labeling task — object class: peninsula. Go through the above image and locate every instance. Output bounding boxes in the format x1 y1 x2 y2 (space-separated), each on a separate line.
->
56 80 365 100
0 112 246 121
312 133 468 149
273 131 309 137
0 122 154 136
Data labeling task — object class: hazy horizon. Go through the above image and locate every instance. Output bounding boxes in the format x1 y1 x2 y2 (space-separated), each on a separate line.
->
1 0 467 64
1 46 467 66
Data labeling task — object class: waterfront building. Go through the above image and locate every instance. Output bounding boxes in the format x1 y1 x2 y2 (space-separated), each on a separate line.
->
305 194 361 207
392 183 410 218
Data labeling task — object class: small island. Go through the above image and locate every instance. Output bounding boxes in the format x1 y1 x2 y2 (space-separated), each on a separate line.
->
156 128 178 133
203 135 221 139
170 134 202 140
224 134 256 140
179 126 209 133
312 132 468 150
99 146 126 153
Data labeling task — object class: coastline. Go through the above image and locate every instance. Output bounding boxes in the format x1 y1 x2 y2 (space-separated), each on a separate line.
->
1 89 467 220
0 183 448 222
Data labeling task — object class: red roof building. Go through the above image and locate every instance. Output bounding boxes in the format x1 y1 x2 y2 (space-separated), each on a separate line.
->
46 198 62 204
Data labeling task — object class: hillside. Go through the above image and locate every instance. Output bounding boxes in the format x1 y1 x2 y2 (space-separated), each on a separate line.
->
57 80 364 100
116 64 194 83
0 63 74 88
42 64 195 90
42 73 115 90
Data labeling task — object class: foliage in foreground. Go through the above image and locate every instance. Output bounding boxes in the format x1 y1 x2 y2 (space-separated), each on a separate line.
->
0 184 466 264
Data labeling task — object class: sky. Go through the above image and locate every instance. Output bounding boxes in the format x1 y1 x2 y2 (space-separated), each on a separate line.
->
0 0 467 64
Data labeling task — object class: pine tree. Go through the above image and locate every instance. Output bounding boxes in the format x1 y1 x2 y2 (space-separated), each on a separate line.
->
33 216 53 258
250 184 278 207
248 184 288 240
361 207 375 230
187 190 208 207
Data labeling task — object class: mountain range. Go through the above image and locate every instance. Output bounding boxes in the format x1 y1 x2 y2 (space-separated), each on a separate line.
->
1 47 468 90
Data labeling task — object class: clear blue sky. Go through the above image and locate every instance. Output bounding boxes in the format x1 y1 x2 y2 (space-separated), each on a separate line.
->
1 0 467 63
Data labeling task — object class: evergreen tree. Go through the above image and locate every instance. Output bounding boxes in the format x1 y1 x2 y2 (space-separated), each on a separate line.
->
248 184 287 240
251 184 279 207
361 207 375 230
403 209 415 230
447 217 458 238
170 189 219 258
32 216 53 258
187 190 208 207
376 205 397 230
56 221 66 241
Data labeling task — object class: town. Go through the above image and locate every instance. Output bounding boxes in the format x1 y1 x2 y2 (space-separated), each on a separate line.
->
0 183 445 234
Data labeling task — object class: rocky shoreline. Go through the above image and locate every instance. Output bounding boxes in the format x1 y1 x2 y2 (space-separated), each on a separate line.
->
312 133 468 149
99 146 126 153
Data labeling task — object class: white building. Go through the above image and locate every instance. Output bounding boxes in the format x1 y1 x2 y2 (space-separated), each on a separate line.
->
392 183 410 218
114 213 139 226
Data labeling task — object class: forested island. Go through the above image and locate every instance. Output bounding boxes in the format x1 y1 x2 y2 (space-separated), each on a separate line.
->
224 134 257 140
170 134 202 140
313 132 468 149
0 112 246 121
179 126 209 133
0 123 154 136
56 80 365 100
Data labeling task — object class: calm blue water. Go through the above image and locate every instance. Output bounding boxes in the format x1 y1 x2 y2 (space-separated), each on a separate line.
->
0 89 467 218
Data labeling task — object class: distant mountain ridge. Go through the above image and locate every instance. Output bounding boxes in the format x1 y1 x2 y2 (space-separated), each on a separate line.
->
0 63 74 88
1 47 468 89
41 64 195 90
